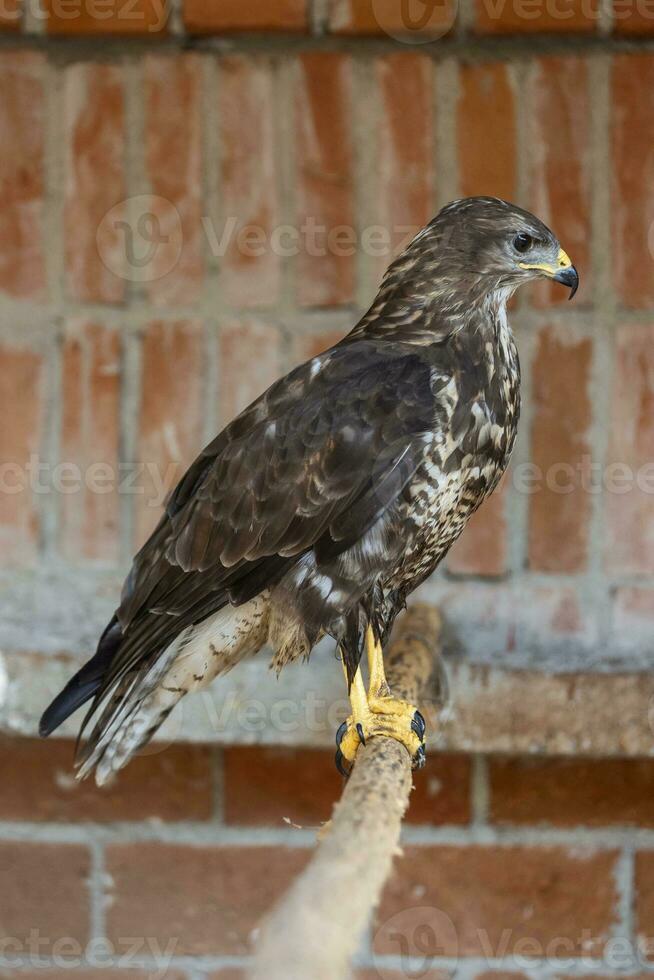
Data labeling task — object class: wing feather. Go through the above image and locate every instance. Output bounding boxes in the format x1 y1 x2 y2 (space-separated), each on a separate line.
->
99 340 436 695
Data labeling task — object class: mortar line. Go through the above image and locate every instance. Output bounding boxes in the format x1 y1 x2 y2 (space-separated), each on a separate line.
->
352 51 377 312
197 53 219 437
310 0 329 34
614 846 636 954
36 56 66 561
586 53 615 639
3 819 654 848
0 289 640 340
271 47 298 367
23 0 45 34
87 838 108 943
167 0 184 36
435 56 458 208
506 56 534 579
199 52 229 438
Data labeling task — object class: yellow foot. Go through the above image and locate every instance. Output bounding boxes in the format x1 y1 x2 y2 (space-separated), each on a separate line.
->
335 695 426 777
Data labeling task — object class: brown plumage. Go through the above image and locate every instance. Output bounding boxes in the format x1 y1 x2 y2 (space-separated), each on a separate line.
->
40 197 578 783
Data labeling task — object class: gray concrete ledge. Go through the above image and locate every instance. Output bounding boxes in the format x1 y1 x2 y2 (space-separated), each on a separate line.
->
3 646 654 757
2 568 654 756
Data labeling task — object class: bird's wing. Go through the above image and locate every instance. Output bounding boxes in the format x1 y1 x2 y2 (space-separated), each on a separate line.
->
43 339 442 739
115 341 437 644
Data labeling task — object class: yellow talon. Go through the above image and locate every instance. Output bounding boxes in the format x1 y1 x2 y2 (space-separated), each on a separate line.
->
335 626 426 776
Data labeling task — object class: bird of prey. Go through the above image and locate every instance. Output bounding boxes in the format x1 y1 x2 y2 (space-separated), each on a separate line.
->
40 197 578 783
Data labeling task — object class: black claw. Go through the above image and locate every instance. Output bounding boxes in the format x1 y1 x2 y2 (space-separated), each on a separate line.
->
335 720 348 748
335 748 351 778
413 744 427 770
411 710 426 740
356 722 366 745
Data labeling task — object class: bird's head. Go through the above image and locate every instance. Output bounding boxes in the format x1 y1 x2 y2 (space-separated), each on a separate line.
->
355 196 579 343
422 196 579 302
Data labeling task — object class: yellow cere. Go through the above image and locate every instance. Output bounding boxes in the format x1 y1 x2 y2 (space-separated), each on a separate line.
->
518 246 573 276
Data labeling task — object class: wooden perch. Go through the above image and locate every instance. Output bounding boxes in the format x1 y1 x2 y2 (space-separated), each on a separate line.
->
248 603 443 980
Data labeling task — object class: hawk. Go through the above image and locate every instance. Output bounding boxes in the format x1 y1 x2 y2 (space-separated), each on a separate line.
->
40 197 578 782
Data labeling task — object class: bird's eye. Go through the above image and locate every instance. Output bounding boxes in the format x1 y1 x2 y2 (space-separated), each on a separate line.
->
513 233 533 253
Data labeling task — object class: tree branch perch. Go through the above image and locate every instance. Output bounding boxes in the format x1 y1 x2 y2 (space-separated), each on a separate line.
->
248 603 443 980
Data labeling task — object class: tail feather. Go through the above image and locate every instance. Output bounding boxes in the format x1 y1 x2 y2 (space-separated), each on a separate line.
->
39 616 122 737
40 594 270 785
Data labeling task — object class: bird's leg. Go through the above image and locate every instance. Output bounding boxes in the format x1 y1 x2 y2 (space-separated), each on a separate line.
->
335 626 426 777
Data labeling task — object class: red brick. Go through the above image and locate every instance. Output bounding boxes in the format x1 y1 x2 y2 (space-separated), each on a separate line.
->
0 0 21 30
0 841 90 946
406 754 472 825
373 52 435 285
474 0 598 33
106 843 310 955
184 0 307 32
376 845 618 959
44 0 168 34
613 0 654 32
223 748 470 827
635 852 654 959
224 747 337 826
528 324 592 572
64 63 126 303
447 479 508 577
0 737 213 821
527 57 591 307
457 63 516 200
218 55 281 308
144 53 204 305
294 326 346 363
606 323 654 574
60 320 121 561
0 343 43 563
329 0 456 37
612 55 654 308
135 320 204 546
0 52 45 299
490 756 654 827
295 53 355 307
218 319 282 422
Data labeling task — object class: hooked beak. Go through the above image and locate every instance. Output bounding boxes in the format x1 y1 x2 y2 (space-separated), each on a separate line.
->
519 247 579 300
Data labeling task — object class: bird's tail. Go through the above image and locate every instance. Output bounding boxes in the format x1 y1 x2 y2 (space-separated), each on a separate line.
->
39 616 123 738
74 678 184 785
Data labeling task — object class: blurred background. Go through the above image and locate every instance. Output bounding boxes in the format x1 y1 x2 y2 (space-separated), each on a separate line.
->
1 0 654 977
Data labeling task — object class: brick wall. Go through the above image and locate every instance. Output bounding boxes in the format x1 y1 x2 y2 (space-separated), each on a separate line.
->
2 3 654 978
3 736 654 977
2 3 654 666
